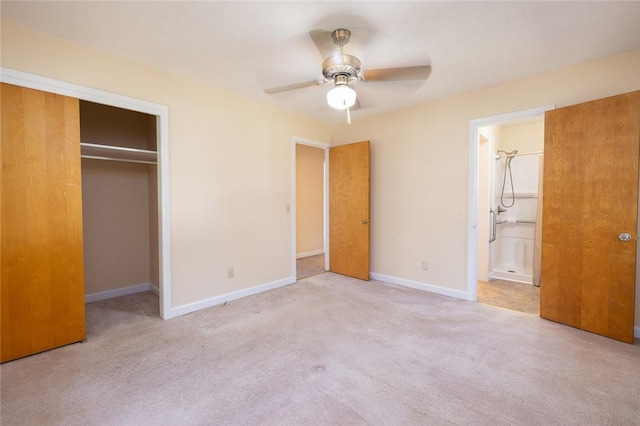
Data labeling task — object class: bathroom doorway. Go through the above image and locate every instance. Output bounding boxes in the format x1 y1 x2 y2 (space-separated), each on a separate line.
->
473 108 550 314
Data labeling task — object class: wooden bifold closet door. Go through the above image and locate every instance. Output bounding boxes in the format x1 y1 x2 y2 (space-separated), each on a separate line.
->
1 83 86 363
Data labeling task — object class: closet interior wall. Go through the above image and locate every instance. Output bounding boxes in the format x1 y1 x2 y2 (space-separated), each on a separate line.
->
80 101 159 298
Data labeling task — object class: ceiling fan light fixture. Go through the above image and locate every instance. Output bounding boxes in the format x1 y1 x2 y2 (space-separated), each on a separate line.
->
327 84 357 110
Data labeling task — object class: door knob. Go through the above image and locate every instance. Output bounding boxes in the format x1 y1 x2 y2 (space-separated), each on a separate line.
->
361 219 370 225
619 233 632 241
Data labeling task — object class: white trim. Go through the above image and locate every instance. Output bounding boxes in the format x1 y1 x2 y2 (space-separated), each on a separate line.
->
1 68 173 320
371 273 471 301
169 276 296 318
324 148 330 271
296 249 325 259
635 326 640 339
467 105 554 303
293 136 330 148
0 69 165 114
291 137 331 279
85 283 153 303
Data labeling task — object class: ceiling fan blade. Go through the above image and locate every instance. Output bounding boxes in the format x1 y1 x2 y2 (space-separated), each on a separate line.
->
264 80 322 94
309 29 336 60
351 98 361 111
363 65 432 82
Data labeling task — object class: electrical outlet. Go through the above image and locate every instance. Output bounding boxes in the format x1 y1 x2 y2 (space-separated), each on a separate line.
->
228 268 234 278
421 261 428 270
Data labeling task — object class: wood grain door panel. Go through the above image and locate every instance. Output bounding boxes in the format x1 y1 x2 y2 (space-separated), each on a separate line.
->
1 83 86 362
329 141 370 280
540 91 639 343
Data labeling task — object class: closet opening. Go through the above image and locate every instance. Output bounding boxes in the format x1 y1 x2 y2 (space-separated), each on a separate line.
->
80 101 160 310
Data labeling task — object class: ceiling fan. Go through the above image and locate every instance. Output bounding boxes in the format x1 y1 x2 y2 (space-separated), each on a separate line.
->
264 28 432 122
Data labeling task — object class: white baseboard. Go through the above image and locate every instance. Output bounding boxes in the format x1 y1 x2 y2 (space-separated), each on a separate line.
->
168 276 296 318
296 250 324 259
371 273 471 301
371 274 640 339
149 283 160 296
85 282 153 303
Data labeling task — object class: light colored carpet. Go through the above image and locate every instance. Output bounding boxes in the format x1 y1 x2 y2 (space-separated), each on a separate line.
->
478 279 540 315
1 273 639 425
296 253 325 279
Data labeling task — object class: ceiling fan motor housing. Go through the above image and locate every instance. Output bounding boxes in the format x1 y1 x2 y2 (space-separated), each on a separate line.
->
322 54 361 81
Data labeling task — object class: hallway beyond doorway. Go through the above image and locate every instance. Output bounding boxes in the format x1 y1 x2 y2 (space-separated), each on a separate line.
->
297 254 325 280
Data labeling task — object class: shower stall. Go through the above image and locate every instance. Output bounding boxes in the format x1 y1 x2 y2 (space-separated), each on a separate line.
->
490 150 542 285
479 121 544 287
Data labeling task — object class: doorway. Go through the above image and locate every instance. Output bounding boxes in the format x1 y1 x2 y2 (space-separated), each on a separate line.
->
468 105 554 313
293 138 329 280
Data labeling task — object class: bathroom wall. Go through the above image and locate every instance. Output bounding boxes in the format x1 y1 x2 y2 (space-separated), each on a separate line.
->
501 121 544 154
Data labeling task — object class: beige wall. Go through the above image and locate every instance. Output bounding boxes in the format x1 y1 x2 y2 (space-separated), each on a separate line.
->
1 21 333 307
332 49 640 326
81 160 152 294
296 144 325 257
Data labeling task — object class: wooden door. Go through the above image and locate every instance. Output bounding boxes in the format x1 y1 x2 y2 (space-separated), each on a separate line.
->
1 83 86 362
540 91 640 343
329 141 370 280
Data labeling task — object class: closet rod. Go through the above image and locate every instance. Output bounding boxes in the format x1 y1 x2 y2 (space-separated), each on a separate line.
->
81 142 156 155
80 142 157 164
81 155 157 165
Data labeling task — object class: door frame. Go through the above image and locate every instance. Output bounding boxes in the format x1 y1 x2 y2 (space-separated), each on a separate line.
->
466 105 555 302
1 68 173 319
291 137 330 279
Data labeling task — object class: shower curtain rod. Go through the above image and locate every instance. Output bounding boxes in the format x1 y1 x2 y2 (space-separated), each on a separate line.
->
497 150 544 159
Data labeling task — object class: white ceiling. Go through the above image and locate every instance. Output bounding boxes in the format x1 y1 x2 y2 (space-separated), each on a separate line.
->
3 1 640 124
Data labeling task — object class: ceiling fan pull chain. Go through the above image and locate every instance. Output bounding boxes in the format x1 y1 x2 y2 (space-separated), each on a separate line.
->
346 106 351 124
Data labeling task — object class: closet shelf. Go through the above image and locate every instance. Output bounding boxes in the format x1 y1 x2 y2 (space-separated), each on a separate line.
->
80 142 157 164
